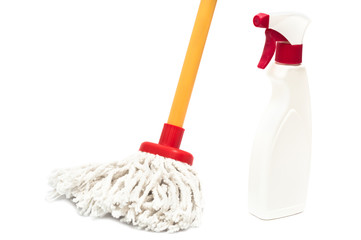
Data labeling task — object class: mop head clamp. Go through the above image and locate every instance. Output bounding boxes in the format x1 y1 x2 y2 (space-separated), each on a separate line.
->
140 123 193 165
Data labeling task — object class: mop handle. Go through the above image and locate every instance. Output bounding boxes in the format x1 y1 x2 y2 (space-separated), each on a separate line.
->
167 0 217 128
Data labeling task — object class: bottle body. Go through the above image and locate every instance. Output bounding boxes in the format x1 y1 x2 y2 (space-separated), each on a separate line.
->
248 62 312 220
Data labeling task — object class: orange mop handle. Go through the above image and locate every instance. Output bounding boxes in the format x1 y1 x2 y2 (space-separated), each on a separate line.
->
167 0 217 127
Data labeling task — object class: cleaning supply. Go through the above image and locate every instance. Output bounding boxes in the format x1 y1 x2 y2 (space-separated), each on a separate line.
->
48 0 217 232
248 12 312 220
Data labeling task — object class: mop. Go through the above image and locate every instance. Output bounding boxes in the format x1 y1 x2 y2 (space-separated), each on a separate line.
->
48 0 217 232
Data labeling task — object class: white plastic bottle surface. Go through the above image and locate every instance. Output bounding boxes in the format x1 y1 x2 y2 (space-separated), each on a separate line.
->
248 62 312 220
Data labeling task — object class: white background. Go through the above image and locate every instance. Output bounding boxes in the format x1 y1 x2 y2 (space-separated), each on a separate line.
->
1 0 360 239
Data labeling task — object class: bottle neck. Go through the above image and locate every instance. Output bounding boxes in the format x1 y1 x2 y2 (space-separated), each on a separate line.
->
275 42 303 65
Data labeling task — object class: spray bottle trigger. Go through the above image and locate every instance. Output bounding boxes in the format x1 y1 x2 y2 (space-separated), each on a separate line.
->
258 29 288 69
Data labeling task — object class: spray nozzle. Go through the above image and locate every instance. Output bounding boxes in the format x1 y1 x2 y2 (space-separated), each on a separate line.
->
254 13 310 69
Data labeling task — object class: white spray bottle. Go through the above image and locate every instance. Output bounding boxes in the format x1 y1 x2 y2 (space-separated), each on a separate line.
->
248 13 312 220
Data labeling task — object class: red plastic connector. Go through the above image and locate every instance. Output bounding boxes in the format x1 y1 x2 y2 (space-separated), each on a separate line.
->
139 123 193 165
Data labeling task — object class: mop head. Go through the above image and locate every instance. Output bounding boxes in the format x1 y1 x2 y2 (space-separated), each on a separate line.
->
48 151 202 232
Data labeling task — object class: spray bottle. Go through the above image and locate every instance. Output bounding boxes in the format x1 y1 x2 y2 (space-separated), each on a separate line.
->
248 13 312 220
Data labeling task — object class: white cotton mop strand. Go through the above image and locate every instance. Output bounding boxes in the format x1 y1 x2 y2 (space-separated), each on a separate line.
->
48 0 217 232
48 152 202 232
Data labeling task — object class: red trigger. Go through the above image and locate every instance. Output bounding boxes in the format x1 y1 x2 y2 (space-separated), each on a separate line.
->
258 29 288 69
